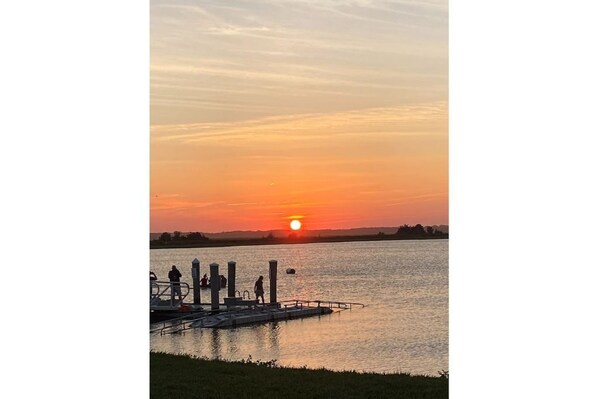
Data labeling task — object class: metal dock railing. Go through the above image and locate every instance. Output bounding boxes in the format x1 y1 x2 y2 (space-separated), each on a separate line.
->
281 299 366 310
151 311 210 335
150 280 190 309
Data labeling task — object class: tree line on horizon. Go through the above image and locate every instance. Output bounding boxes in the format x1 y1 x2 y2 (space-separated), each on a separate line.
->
394 224 446 237
152 224 446 244
157 231 209 243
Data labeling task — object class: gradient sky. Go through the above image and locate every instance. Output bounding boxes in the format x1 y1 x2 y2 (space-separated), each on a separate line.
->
150 0 447 233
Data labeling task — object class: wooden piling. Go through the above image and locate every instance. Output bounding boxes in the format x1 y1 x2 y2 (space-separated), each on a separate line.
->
269 260 277 304
210 263 220 310
227 261 236 298
192 258 200 304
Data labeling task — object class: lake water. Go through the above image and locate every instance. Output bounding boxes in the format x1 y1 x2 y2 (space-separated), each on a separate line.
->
150 239 448 375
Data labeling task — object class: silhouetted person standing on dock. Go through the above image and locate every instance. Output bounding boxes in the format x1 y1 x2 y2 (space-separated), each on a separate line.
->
200 273 209 287
168 265 183 304
254 275 265 305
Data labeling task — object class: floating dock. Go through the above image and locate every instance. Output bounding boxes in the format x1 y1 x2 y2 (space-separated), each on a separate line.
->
191 304 332 328
150 258 365 330
151 300 365 335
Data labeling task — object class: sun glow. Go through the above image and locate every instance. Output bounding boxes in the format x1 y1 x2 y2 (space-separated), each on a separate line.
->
290 219 302 231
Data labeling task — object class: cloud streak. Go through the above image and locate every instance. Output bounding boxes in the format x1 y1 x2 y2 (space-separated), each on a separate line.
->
151 102 447 144
151 0 447 124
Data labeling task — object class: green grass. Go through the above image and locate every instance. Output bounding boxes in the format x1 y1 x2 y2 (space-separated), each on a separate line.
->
150 352 448 399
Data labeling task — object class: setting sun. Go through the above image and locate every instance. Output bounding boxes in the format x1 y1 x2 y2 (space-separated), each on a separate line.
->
290 220 302 231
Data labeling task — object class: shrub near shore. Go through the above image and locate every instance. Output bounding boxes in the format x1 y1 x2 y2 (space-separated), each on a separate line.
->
150 352 448 399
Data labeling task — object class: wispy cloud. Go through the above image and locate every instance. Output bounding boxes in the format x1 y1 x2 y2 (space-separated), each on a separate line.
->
151 102 447 144
151 194 223 212
383 192 448 206
151 0 447 123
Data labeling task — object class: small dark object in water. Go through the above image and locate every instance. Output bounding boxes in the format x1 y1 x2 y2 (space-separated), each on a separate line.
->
286 268 296 274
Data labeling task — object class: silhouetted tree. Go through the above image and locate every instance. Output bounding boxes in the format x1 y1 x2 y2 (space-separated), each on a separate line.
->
396 224 411 235
187 232 209 241
413 224 425 236
396 224 427 237
173 231 182 240
160 232 172 242
426 226 435 235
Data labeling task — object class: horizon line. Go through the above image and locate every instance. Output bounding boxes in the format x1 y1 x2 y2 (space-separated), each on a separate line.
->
150 224 449 235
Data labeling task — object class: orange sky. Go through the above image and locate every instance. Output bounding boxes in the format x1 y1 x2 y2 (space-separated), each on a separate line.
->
150 0 447 233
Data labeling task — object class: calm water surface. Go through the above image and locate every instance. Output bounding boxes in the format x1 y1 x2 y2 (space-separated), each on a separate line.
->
150 240 448 375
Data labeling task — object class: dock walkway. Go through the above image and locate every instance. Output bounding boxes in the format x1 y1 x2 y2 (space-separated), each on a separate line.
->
190 305 332 328
151 298 366 334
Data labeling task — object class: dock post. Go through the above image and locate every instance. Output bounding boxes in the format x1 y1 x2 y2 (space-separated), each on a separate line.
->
210 262 220 310
192 258 200 305
269 260 277 304
227 261 236 298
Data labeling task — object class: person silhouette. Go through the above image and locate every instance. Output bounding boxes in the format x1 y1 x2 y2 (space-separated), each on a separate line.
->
200 273 209 287
254 275 265 305
168 265 183 304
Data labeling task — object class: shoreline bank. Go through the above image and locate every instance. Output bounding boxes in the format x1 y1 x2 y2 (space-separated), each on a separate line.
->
150 352 448 398
150 234 448 250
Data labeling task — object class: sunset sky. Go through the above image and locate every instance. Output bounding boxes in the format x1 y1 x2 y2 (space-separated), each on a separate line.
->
150 0 447 233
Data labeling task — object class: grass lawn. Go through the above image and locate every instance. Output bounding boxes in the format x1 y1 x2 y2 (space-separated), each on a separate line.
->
150 352 448 399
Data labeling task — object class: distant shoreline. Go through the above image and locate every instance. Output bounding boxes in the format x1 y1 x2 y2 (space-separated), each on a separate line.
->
150 233 448 249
